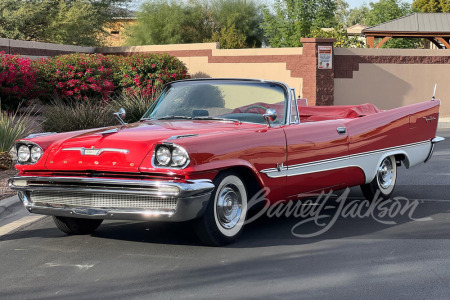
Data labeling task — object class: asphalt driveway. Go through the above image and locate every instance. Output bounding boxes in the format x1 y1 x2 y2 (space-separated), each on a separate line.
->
0 129 449 299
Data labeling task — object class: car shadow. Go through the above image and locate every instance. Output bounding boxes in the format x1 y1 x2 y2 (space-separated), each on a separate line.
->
2 184 449 247
94 184 450 247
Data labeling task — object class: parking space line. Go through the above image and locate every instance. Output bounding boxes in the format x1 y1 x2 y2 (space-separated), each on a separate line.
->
0 215 46 237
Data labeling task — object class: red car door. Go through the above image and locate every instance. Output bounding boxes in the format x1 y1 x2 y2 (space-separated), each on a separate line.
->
282 120 350 199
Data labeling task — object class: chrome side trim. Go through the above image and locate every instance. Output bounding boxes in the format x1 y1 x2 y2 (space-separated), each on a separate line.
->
261 140 432 183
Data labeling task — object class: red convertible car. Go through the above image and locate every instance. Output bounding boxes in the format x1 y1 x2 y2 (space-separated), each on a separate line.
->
9 79 443 245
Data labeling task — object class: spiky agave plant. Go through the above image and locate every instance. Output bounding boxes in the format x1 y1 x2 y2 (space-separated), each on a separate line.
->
0 104 34 170
109 89 162 124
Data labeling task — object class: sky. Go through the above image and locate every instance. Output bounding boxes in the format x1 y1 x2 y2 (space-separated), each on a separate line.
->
131 0 414 10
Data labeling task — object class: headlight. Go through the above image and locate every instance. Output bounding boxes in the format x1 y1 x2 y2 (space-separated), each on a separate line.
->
17 145 30 162
16 143 43 164
171 147 188 167
30 146 43 163
156 146 171 166
153 144 190 168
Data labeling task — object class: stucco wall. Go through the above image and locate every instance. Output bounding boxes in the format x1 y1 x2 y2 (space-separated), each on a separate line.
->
334 48 450 118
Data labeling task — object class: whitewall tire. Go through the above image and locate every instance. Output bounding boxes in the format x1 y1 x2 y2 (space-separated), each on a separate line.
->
194 172 247 246
360 155 397 200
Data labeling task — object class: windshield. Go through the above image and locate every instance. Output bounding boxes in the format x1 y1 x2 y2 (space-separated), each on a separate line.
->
142 80 287 124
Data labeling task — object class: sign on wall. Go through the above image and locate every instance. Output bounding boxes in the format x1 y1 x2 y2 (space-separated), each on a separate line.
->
318 46 332 69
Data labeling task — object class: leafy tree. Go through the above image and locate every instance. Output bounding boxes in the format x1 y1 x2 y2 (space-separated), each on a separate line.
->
262 0 338 47
0 0 131 46
126 0 210 45
0 0 50 41
365 0 422 48
412 0 450 12
346 5 370 26
365 0 411 26
208 0 264 48
206 24 247 49
126 0 263 49
335 0 350 24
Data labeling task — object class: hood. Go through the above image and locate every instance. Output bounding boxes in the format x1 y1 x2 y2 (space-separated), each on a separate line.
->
44 120 259 172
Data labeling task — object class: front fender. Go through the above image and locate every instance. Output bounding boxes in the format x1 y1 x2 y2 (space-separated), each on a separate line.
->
187 159 266 188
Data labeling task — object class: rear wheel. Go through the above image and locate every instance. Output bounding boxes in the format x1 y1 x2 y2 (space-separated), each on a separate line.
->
194 172 247 246
360 155 397 200
53 216 103 235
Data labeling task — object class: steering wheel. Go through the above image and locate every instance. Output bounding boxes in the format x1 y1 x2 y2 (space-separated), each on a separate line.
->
243 104 269 113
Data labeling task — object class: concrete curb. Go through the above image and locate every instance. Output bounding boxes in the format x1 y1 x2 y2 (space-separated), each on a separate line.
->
438 118 450 129
0 194 48 238
0 195 19 209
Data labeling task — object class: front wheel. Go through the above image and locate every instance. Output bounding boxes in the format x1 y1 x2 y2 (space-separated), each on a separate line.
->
360 155 397 200
194 172 247 246
53 216 103 235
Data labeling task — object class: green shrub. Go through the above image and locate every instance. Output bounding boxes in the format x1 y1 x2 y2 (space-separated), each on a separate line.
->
42 97 117 133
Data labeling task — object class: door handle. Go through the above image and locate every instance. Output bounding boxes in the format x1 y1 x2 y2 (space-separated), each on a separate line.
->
337 127 346 135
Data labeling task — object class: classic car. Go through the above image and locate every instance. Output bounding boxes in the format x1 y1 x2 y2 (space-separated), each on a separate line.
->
9 78 444 246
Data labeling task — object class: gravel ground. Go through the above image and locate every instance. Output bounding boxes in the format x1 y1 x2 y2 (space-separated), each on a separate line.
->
0 169 17 201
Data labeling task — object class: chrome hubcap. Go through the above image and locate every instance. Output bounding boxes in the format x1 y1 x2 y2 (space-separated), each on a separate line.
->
378 158 394 189
216 184 242 229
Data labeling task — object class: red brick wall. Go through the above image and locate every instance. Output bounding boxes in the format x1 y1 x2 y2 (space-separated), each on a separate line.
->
335 54 450 79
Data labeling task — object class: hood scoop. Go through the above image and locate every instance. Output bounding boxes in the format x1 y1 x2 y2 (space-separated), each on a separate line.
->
167 134 199 140
100 128 120 136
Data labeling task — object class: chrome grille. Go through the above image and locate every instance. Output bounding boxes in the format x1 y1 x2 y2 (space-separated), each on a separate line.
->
30 191 177 210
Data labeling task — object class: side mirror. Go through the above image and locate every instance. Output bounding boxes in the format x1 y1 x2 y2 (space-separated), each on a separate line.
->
113 108 127 125
263 108 277 127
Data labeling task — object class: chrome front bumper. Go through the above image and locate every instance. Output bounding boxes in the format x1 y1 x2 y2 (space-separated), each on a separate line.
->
9 176 215 222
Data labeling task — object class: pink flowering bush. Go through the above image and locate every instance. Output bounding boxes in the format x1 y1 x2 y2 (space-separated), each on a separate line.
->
0 52 36 110
34 53 116 103
114 53 189 99
34 52 190 103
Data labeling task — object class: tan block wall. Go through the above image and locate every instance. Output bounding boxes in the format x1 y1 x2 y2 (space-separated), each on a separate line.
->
334 48 450 118
179 56 303 93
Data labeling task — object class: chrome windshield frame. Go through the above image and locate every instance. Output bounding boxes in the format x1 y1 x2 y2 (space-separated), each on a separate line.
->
140 78 292 126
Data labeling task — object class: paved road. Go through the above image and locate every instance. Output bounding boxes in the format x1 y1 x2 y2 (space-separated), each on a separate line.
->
1 130 449 299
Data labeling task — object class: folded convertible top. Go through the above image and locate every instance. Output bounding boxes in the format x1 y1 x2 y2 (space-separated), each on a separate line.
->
299 102 383 122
